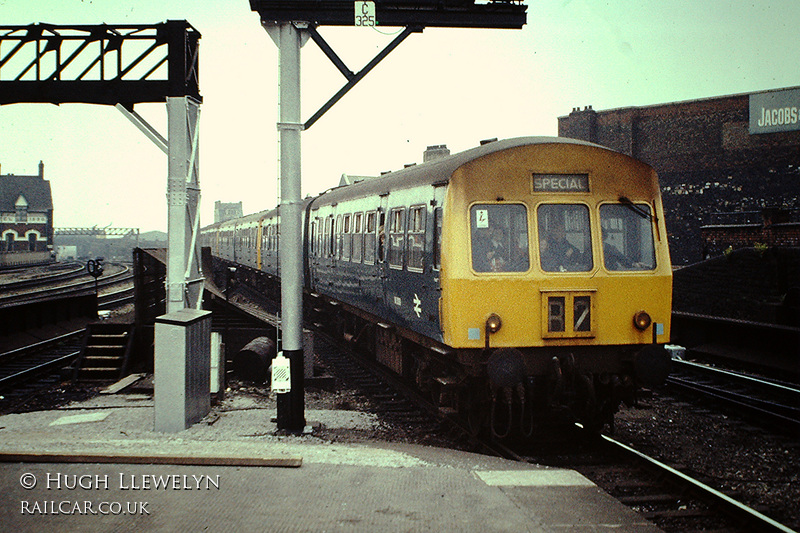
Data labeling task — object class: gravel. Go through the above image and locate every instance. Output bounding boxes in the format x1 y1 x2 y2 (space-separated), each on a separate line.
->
613 389 800 530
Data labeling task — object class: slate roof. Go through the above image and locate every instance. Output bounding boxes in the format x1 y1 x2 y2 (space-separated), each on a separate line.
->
0 174 53 212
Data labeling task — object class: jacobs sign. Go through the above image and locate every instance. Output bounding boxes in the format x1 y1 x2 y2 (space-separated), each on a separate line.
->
749 87 800 134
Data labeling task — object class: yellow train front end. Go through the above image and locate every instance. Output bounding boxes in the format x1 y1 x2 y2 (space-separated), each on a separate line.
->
439 140 672 435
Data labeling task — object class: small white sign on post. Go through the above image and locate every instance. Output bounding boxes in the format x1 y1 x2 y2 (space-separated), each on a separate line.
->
355 1 376 27
271 352 292 394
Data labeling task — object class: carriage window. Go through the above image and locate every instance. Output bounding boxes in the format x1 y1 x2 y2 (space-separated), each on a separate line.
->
433 207 442 270
408 206 426 272
600 203 656 271
388 208 405 269
538 204 593 272
335 215 343 259
342 214 352 261
364 211 377 264
326 216 335 257
470 204 529 273
352 212 363 263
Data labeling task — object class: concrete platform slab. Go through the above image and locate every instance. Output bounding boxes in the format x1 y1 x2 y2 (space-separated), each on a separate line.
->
0 396 662 532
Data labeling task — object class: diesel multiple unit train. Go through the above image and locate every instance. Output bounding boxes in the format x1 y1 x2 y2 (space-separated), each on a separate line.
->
202 136 672 436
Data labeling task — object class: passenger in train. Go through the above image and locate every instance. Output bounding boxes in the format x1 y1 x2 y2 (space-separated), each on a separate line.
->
473 224 508 272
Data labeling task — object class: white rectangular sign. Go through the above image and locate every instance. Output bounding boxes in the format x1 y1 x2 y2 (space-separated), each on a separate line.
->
355 1 376 27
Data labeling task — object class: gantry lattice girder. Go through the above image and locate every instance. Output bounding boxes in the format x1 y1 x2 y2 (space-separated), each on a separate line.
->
55 227 139 238
0 21 200 106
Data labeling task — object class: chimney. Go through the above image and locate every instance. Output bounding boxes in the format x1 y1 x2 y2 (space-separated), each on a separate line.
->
423 144 450 163
39 160 44 179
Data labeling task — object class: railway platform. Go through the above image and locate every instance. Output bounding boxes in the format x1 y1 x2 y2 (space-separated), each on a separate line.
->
0 390 661 532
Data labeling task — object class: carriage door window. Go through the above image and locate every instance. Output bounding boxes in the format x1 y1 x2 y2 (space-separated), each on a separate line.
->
600 203 656 271
433 207 442 270
388 208 405 269
352 212 363 263
342 214 352 261
470 204 529 273
364 211 377 264
538 204 593 272
407 206 426 272
335 215 343 260
326 216 334 257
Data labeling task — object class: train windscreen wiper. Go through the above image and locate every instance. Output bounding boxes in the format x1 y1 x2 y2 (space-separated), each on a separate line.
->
618 196 653 221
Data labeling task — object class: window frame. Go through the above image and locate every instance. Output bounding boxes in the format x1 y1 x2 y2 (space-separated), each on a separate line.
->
536 203 594 273
388 207 406 270
407 204 426 273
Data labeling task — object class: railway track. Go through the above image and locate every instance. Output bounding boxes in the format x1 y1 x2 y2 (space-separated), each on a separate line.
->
0 263 133 308
0 330 85 413
667 357 800 434
0 262 85 291
593 434 796 533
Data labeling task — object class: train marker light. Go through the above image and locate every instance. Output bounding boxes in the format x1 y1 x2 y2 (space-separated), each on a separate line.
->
271 352 292 394
486 313 503 334
633 310 652 331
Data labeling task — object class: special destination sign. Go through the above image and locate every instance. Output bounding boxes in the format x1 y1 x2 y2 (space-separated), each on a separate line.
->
749 87 800 134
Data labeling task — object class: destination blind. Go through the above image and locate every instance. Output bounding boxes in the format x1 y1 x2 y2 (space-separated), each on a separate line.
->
533 173 589 193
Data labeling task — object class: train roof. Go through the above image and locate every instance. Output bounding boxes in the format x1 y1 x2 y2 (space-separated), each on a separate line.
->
309 136 608 208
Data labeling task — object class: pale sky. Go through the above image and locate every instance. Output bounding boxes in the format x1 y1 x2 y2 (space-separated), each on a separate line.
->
1 1 798 232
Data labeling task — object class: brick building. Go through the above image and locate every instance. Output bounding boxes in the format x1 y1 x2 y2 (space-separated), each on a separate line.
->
0 161 55 267
558 87 800 264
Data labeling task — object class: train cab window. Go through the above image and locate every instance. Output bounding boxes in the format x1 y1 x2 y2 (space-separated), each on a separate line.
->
538 204 593 272
600 203 656 271
352 212 363 263
388 207 405 269
408 205 426 272
470 204 530 273
364 211 377 264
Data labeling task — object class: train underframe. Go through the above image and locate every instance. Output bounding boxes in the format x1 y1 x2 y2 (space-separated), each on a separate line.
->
308 292 642 439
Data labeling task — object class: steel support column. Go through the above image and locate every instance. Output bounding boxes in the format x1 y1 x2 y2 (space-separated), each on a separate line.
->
270 22 306 432
166 96 203 313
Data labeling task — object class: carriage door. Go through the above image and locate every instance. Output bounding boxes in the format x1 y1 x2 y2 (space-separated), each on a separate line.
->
378 194 389 300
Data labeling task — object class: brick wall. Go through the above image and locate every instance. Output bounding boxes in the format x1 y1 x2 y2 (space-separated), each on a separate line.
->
558 88 800 264
701 223 800 257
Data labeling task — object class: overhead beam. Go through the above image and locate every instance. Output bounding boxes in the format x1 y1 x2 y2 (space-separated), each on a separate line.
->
249 1 527 29
0 21 201 106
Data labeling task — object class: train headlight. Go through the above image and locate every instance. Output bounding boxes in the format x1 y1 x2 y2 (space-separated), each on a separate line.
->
633 310 652 331
486 313 502 334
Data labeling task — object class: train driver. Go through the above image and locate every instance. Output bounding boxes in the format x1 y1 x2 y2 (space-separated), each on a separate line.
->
539 211 591 272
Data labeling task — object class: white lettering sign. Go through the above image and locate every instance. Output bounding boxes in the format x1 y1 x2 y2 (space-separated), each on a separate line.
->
749 88 800 134
532 174 590 193
355 1 376 27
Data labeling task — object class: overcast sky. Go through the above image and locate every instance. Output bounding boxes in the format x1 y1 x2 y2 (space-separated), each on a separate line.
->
1 1 798 232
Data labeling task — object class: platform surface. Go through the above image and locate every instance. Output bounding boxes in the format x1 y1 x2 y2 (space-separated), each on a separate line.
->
0 393 662 532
